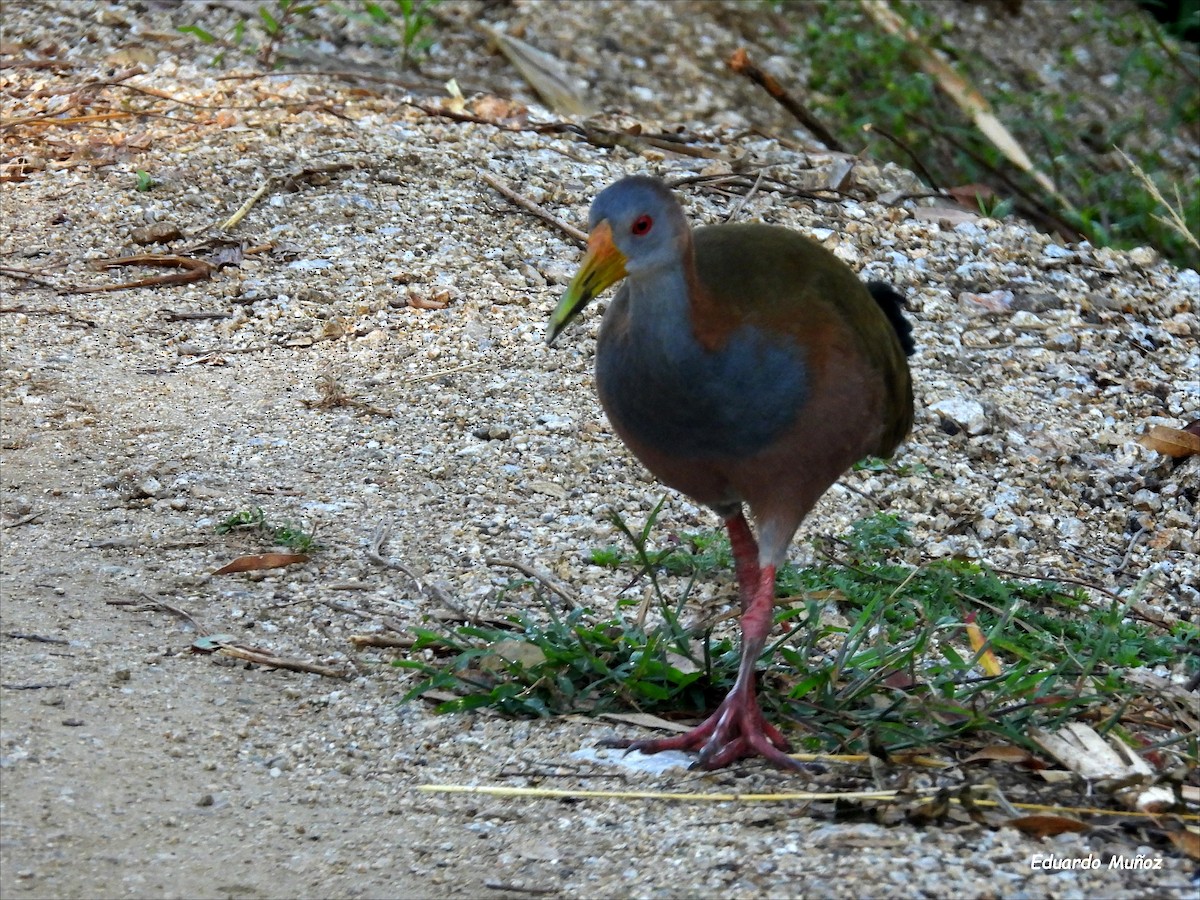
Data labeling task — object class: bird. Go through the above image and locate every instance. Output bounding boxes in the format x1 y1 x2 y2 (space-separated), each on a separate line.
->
546 175 915 771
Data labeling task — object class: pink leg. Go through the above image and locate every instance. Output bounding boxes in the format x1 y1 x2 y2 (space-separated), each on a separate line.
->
603 551 806 771
725 511 760 613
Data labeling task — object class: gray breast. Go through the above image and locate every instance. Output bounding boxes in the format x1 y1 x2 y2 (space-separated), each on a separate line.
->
596 312 809 460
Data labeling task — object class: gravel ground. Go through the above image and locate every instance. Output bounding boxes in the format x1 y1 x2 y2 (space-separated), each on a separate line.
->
1 2 1197 898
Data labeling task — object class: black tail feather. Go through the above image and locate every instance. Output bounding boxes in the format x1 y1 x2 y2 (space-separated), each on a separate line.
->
866 281 916 357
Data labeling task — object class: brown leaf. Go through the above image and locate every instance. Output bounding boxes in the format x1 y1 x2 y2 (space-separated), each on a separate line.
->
480 639 547 670
1166 828 1200 860
1138 424 1200 458
880 671 921 690
1007 814 1089 837
212 553 309 575
964 744 1046 769
470 95 528 125
408 289 450 310
907 794 951 825
131 222 183 245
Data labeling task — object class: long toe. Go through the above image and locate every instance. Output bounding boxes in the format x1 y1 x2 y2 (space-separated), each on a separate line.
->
599 688 814 772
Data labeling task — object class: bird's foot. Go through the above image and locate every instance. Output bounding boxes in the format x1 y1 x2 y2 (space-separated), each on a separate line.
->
601 690 809 771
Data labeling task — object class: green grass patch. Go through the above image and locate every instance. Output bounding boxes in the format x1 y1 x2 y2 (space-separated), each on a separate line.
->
176 0 440 70
399 507 1198 760
216 506 321 553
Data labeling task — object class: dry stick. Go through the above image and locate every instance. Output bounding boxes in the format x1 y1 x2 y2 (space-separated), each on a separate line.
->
408 362 484 382
349 633 414 649
161 310 232 322
723 170 765 223
222 164 356 233
216 644 348 678
5 632 69 645
218 69 444 93
1113 526 1147 576
483 883 556 896
319 598 375 620
137 592 210 635
981 565 1138 611
60 255 215 295
222 181 273 231
861 122 942 190
728 48 845 152
2 681 73 690
79 80 327 114
412 101 718 163
368 522 460 612
3 512 43 528
0 267 58 289
480 172 587 245
485 558 581 610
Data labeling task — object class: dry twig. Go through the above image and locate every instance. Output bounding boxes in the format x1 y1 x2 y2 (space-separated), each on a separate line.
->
349 633 415 649
728 48 844 152
60 255 214 295
368 522 459 611
215 644 348 678
481 172 586 244
485 557 581 610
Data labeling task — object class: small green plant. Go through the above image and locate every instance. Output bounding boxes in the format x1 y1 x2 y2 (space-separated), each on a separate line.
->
397 604 734 717
216 506 320 553
356 0 439 68
255 0 318 68
178 1 440 70
398 507 1198 764
134 170 156 192
176 0 317 69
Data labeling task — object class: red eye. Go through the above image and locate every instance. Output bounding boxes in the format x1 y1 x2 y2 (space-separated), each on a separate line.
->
631 214 653 236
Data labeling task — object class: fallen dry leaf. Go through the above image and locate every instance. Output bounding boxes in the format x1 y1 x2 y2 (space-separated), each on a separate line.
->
1007 814 1089 838
479 23 596 117
212 553 309 575
480 639 548 670
965 611 1002 676
1166 828 1200 860
964 744 1046 769
946 183 999 208
470 95 529 125
443 78 466 115
1138 424 1200 458
408 289 451 310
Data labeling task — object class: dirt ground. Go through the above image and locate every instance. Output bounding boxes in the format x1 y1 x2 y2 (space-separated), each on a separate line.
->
1 2 1197 898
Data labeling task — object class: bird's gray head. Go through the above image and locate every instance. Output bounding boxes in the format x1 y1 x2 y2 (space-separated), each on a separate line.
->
587 176 690 276
547 176 691 344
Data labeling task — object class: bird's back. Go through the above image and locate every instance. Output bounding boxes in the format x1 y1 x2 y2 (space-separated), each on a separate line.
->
691 224 913 458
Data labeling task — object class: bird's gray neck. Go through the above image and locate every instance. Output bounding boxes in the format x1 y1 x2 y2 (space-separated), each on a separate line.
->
623 265 695 356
